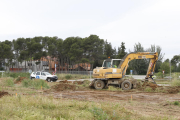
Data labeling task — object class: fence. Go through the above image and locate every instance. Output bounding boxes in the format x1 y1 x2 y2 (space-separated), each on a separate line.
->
56 71 93 75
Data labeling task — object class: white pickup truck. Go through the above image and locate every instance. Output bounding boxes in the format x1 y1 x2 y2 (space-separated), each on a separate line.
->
30 71 58 82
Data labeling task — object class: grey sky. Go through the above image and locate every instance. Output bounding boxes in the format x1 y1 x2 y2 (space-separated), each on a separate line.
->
0 0 179 60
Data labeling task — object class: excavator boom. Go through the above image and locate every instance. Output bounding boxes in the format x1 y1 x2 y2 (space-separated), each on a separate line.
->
119 52 158 79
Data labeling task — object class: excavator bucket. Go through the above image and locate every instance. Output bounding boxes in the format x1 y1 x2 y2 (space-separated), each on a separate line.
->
142 78 156 84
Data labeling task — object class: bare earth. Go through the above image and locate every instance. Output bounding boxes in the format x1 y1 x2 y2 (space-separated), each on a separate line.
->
45 88 180 119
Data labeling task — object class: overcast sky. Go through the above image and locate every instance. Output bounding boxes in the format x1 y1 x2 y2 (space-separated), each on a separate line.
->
0 0 179 60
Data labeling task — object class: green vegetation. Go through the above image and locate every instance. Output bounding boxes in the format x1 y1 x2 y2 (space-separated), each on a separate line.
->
171 79 180 86
1 72 30 78
65 74 72 79
173 101 180 106
22 79 49 89
57 73 90 80
108 86 123 91
0 74 179 119
5 78 14 87
82 80 91 87
0 35 168 75
0 95 170 120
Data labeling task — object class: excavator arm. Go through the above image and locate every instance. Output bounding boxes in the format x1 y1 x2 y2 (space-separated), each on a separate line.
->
119 52 158 79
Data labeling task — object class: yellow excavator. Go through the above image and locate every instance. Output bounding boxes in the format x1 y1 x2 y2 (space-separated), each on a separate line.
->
90 52 158 90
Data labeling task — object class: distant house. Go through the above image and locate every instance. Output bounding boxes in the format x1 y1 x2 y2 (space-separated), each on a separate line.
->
69 63 90 71
8 56 90 72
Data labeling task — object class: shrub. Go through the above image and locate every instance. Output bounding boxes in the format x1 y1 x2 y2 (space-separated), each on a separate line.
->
89 107 109 120
65 75 72 79
173 101 179 106
156 72 163 78
22 79 49 89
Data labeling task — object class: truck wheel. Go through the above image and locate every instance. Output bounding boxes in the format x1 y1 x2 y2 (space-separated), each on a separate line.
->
47 78 51 82
121 80 132 90
94 80 105 90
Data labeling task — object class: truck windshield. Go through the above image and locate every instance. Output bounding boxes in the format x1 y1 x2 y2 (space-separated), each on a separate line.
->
102 61 111 68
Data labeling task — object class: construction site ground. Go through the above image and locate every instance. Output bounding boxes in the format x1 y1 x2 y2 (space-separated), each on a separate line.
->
1 77 180 119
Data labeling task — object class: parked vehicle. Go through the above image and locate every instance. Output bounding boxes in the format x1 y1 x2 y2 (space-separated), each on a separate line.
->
30 71 58 82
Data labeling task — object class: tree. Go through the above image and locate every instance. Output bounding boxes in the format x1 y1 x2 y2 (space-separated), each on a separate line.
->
83 35 104 70
103 40 115 58
128 42 148 75
171 55 180 72
117 42 126 59
0 40 14 70
158 60 174 74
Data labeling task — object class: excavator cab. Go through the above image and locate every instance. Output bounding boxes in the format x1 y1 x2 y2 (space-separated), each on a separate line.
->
102 59 121 68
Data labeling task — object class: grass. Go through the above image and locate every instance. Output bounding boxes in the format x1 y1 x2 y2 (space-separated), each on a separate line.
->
108 85 123 91
22 79 49 89
171 79 180 86
0 75 178 119
0 95 172 120
57 73 90 80
5 78 14 87
144 87 153 92
155 80 171 84
1 72 30 78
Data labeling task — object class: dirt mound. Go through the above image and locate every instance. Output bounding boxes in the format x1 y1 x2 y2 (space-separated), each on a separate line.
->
146 83 158 90
136 81 158 90
166 86 180 94
59 80 73 84
14 77 28 84
51 83 77 91
136 81 180 94
0 91 9 98
73 81 83 85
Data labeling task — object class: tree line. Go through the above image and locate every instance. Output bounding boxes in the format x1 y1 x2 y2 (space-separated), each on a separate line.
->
0 34 179 74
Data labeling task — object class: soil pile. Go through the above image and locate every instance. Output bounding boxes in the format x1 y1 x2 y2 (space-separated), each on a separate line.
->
73 81 83 85
51 83 77 91
14 77 27 84
59 80 73 84
136 81 180 94
0 91 9 98
146 83 159 90
166 86 180 94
